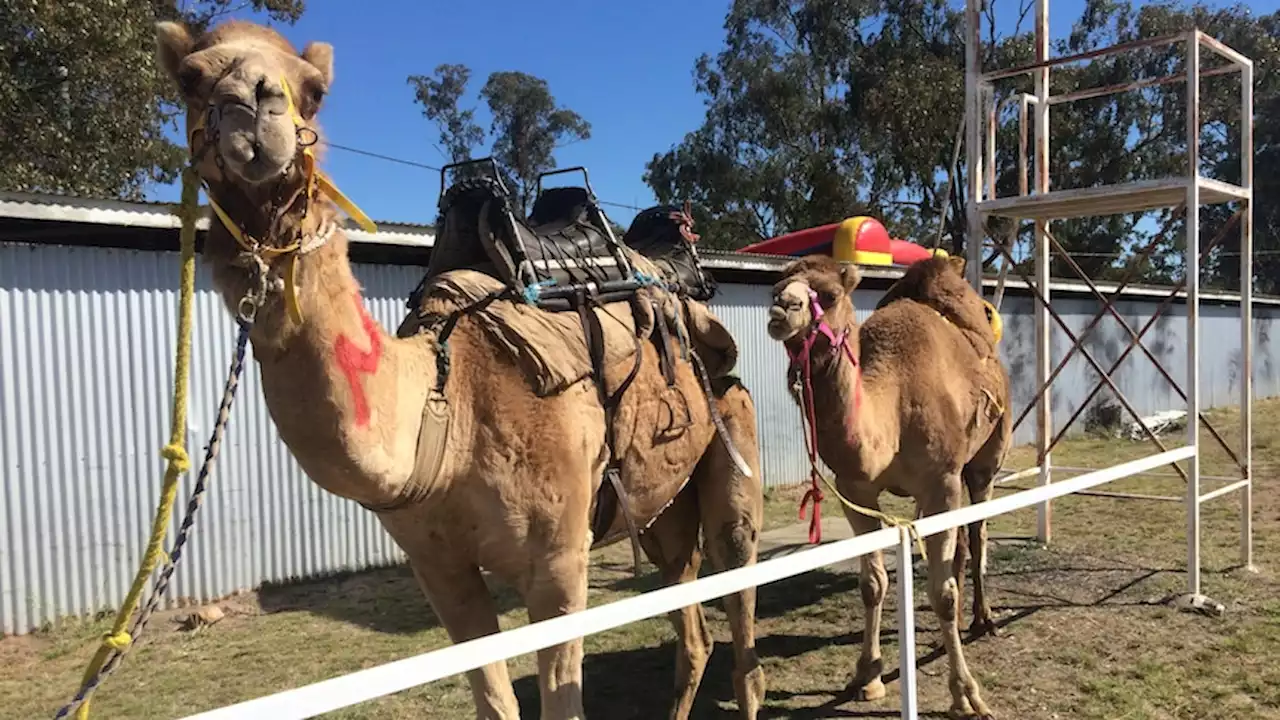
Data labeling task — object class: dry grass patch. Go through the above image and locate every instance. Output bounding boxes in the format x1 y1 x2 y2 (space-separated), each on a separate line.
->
3 399 1278 718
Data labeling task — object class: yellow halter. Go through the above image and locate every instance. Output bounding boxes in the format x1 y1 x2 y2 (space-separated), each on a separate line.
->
187 74 377 325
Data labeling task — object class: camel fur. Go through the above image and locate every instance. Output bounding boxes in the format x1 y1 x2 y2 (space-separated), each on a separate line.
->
154 18 766 719
766 254 1011 720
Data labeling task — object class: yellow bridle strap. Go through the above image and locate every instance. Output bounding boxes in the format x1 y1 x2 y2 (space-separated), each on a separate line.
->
281 75 377 234
205 199 299 258
206 198 305 325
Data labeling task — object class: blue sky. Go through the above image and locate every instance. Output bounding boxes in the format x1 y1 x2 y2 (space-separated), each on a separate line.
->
151 0 736 227
148 0 1262 230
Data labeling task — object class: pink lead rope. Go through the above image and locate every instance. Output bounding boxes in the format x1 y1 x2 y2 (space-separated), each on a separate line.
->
786 288 862 544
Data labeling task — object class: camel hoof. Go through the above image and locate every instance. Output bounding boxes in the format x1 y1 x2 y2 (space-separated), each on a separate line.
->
849 676 886 701
969 618 1002 638
949 711 994 720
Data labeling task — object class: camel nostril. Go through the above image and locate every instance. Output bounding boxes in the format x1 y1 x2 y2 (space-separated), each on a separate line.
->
225 134 257 164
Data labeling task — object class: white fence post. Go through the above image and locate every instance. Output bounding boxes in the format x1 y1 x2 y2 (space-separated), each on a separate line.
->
896 527 919 720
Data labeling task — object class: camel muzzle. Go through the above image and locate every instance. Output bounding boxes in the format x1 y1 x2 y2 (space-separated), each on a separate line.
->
211 94 297 185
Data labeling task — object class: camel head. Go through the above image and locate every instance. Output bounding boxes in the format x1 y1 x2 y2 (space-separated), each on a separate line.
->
767 255 862 343
155 19 333 197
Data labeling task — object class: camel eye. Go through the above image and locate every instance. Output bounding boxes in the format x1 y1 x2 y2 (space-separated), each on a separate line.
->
308 84 326 107
178 65 203 97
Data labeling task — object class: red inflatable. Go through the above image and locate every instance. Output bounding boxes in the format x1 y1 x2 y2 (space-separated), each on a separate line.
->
740 216 946 266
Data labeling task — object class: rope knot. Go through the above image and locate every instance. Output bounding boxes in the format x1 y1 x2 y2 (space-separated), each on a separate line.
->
799 481 825 544
102 631 132 651
160 443 191 474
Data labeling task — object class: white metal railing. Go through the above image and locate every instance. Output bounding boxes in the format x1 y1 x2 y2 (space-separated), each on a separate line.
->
181 446 1195 720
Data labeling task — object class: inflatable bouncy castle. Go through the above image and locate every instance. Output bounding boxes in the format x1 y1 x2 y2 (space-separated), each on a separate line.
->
739 215 946 267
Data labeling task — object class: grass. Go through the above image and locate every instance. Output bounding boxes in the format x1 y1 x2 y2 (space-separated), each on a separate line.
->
3 399 1279 719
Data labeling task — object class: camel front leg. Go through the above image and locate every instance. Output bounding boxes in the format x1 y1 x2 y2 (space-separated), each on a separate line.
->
922 483 993 720
841 494 889 702
524 531 591 720
409 561 520 720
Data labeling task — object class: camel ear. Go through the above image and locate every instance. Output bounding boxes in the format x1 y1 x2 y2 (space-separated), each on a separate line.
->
155 21 194 82
301 42 334 87
948 255 967 276
839 262 862 292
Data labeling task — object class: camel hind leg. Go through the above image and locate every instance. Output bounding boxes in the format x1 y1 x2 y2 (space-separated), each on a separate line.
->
963 404 1011 639
692 377 765 719
639 485 714 720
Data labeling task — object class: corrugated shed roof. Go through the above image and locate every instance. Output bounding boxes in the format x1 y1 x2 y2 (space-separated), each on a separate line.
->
1 190 1271 304
0 190 435 248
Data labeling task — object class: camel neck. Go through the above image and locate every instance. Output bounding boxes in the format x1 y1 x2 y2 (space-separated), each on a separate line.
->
203 216 437 508
789 311 859 375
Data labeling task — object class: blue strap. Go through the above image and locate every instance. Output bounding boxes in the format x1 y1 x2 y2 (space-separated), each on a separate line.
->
521 278 557 305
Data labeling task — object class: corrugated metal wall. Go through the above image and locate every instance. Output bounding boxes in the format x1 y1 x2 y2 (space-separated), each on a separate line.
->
0 243 419 636
2 242 1275 634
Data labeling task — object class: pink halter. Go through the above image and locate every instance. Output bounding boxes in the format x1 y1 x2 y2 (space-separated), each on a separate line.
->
787 287 863 544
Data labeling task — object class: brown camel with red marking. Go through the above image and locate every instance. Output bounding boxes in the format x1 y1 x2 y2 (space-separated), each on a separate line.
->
766 254 1011 720
154 18 765 719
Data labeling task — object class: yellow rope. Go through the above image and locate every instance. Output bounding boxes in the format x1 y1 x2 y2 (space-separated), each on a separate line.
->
807 460 929 562
71 165 199 720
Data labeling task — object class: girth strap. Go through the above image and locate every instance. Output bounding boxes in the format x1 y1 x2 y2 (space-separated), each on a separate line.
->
574 287 645 577
687 345 754 479
652 297 679 387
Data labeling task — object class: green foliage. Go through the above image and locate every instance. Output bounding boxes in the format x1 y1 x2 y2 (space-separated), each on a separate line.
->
0 0 304 200
407 63 485 165
649 0 1279 293
645 0 965 250
408 65 591 217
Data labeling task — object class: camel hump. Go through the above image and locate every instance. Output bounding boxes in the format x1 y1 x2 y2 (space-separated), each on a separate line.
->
874 255 997 349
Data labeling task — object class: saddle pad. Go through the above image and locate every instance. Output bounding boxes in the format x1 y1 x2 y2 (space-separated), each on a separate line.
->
409 269 654 397
681 299 738 379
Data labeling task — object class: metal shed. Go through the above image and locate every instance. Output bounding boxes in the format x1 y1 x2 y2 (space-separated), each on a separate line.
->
1 192 1273 635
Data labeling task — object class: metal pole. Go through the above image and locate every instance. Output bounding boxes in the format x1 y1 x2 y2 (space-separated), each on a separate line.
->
964 0 984 291
896 528 918 720
1240 58 1254 571
986 83 997 200
1185 31 1202 596
1034 0 1052 544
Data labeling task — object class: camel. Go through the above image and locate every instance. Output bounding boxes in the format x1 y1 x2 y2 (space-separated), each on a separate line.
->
153 19 766 719
765 254 1011 720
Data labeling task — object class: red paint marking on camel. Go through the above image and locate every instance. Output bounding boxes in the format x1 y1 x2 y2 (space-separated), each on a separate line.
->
334 293 382 428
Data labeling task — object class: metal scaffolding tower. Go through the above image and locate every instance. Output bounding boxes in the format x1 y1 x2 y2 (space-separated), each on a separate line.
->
964 0 1255 596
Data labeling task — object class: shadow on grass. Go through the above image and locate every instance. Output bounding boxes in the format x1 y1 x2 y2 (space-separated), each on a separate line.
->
510 627 882 719
511 635 740 719
254 563 526 635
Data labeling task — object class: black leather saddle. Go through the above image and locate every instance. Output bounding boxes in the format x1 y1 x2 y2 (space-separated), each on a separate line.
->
421 159 638 312
407 160 739 577
622 204 718 302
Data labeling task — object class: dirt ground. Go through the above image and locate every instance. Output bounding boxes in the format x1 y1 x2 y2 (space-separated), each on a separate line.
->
2 401 1278 719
